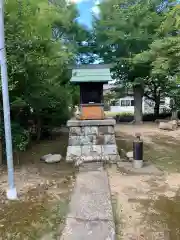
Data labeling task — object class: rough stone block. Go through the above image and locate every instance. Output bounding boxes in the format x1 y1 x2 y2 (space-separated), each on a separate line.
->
104 135 116 145
99 126 108 134
67 120 118 165
80 135 93 145
91 126 98 135
84 126 92 135
81 145 102 157
68 136 80 146
92 135 98 145
99 126 114 134
80 156 102 163
108 126 115 134
91 145 102 157
83 126 98 136
102 145 118 155
81 145 91 156
69 127 81 136
96 135 104 145
66 146 81 158
44 154 62 163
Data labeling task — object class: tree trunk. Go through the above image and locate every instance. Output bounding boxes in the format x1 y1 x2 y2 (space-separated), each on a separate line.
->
133 85 143 124
36 117 42 142
154 98 160 119
14 151 20 165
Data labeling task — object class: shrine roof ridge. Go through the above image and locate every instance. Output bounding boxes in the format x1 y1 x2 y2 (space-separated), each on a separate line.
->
70 64 113 83
72 64 113 69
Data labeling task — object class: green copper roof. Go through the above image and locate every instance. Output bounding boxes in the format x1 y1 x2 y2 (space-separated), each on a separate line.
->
70 64 113 83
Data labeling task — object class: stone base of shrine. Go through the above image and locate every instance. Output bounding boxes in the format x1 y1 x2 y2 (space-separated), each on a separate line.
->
66 119 120 166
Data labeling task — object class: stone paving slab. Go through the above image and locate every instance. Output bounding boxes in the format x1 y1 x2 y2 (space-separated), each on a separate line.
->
60 163 115 240
117 161 163 176
68 170 113 220
73 170 110 194
68 191 113 221
60 218 115 240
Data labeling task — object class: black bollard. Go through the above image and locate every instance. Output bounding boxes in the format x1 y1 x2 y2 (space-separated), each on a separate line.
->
133 133 143 161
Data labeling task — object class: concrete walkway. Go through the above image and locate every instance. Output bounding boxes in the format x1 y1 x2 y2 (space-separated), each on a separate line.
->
60 163 115 240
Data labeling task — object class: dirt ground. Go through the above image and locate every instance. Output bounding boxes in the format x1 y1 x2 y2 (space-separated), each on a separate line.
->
115 123 180 172
115 121 180 142
109 123 180 240
1 123 180 239
0 132 77 240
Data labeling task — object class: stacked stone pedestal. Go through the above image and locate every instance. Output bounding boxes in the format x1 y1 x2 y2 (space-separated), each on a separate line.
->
66 119 120 165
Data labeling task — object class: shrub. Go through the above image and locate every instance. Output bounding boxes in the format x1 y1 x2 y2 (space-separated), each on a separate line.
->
105 111 133 117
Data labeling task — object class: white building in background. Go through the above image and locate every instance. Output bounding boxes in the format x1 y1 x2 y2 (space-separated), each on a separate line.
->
109 96 171 114
103 84 171 114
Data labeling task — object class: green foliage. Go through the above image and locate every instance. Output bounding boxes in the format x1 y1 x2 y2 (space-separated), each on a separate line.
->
134 36 180 78
160 3 180 35
105 111 133 117
93 0 164 120
0 0 88 153
11 123 30 152
93 0 180 117
133 3 180 110
0 122 29 152
94 0 163 72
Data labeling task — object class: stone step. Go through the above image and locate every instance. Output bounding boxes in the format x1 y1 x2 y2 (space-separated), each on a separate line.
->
79 162 104 172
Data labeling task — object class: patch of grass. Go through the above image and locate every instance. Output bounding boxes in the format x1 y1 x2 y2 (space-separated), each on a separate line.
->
19 133 69 165
105 111 133 117
145 136 180 172
152 135 177 146
0 188 69 240
139 191 180 239
0 171 75 240
116 138 133 153
116 133 180 172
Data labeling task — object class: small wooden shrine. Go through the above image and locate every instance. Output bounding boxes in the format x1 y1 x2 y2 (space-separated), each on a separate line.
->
70 64 113 120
